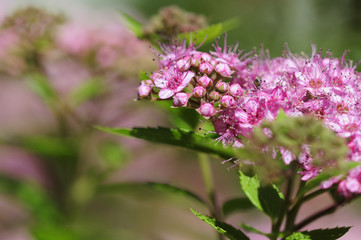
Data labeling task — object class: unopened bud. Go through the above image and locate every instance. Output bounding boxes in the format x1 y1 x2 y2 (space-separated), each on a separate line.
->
199 102 216 118
215 62 232 77
173 92 189 107
209 91 220 101
221 95 236 108
193 86 206 98
177 56 191 70
201 53 212 62
199 61 213 74
229 83 243 97
198 75 213 88
216 81 229 92
138 84 151 99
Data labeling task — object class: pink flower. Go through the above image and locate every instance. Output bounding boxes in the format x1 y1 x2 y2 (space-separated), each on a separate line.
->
153 67 195 99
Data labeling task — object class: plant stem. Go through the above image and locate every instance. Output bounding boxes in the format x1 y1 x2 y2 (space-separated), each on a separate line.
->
198 153 223 240
271 162 297 240
293 201 343 231
284 188 329 232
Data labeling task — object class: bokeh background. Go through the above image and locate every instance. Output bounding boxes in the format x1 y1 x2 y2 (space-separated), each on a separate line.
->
1 0 361 239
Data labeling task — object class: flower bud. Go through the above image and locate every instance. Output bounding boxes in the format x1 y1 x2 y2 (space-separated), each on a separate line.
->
229 83 243 97
199 103 216 118
173 92 189 107
198 75 213 88
138 84 151 99
209 91 220 101
199 61 213 74
221 95 236 108
216 81 229 92
177 56 191 70
201 53 212 62
192 86 206 98
215 62 232 77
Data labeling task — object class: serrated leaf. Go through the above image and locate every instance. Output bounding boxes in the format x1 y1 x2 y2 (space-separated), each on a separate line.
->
191 209 249 240
120 12 143 38
99 182 205 205
286 227 350 240
222 197 254 217
239 171 262 211
95 126 235 159
177 18 240 45
68 78 105 106
258 185 285 220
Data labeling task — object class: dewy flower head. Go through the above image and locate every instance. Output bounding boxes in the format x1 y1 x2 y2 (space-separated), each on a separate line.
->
153 66 195 99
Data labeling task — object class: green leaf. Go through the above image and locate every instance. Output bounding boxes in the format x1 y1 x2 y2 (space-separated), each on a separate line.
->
99 182 205 205
222 197 254 217
139 70 149 81
285 232 311 240
13 136 77 159
98 140 128 169
286 227 351 240
240 224 266 235
26 73 58 106
239 171 262 211
95 126 235 159
191 209 249 240
297 171 337 198
121 12 143 38
258 185 285 220
177 18 240 45
0 175 61 223
68 78 105 106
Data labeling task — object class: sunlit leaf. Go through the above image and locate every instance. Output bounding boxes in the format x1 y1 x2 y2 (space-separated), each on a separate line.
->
191 209 249 240
239 171 262 211
26 73 58 106
177 18 240 45
120 12 143 38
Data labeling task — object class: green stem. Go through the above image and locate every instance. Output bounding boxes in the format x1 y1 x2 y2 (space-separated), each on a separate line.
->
284 188 328 233
293 202 342 231
271 162 297 240
198 153 223 240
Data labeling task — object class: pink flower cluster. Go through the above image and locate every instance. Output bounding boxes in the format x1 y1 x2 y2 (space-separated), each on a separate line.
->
139 39 361 198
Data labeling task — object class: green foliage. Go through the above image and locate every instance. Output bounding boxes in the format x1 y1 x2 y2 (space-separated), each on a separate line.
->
285 227 351 240
120 12 144 38
239 224 267 236
239 172 262 211
26 73 58 107
99 182 205 205
95 126 234 159
68 78 105 106
222 197 254 217
16 135 77 159
98 140 128 170
191 209 249 240
239 171 284 220
177 18 240 46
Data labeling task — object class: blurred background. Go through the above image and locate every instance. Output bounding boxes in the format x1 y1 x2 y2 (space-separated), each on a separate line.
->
1 0 361 239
